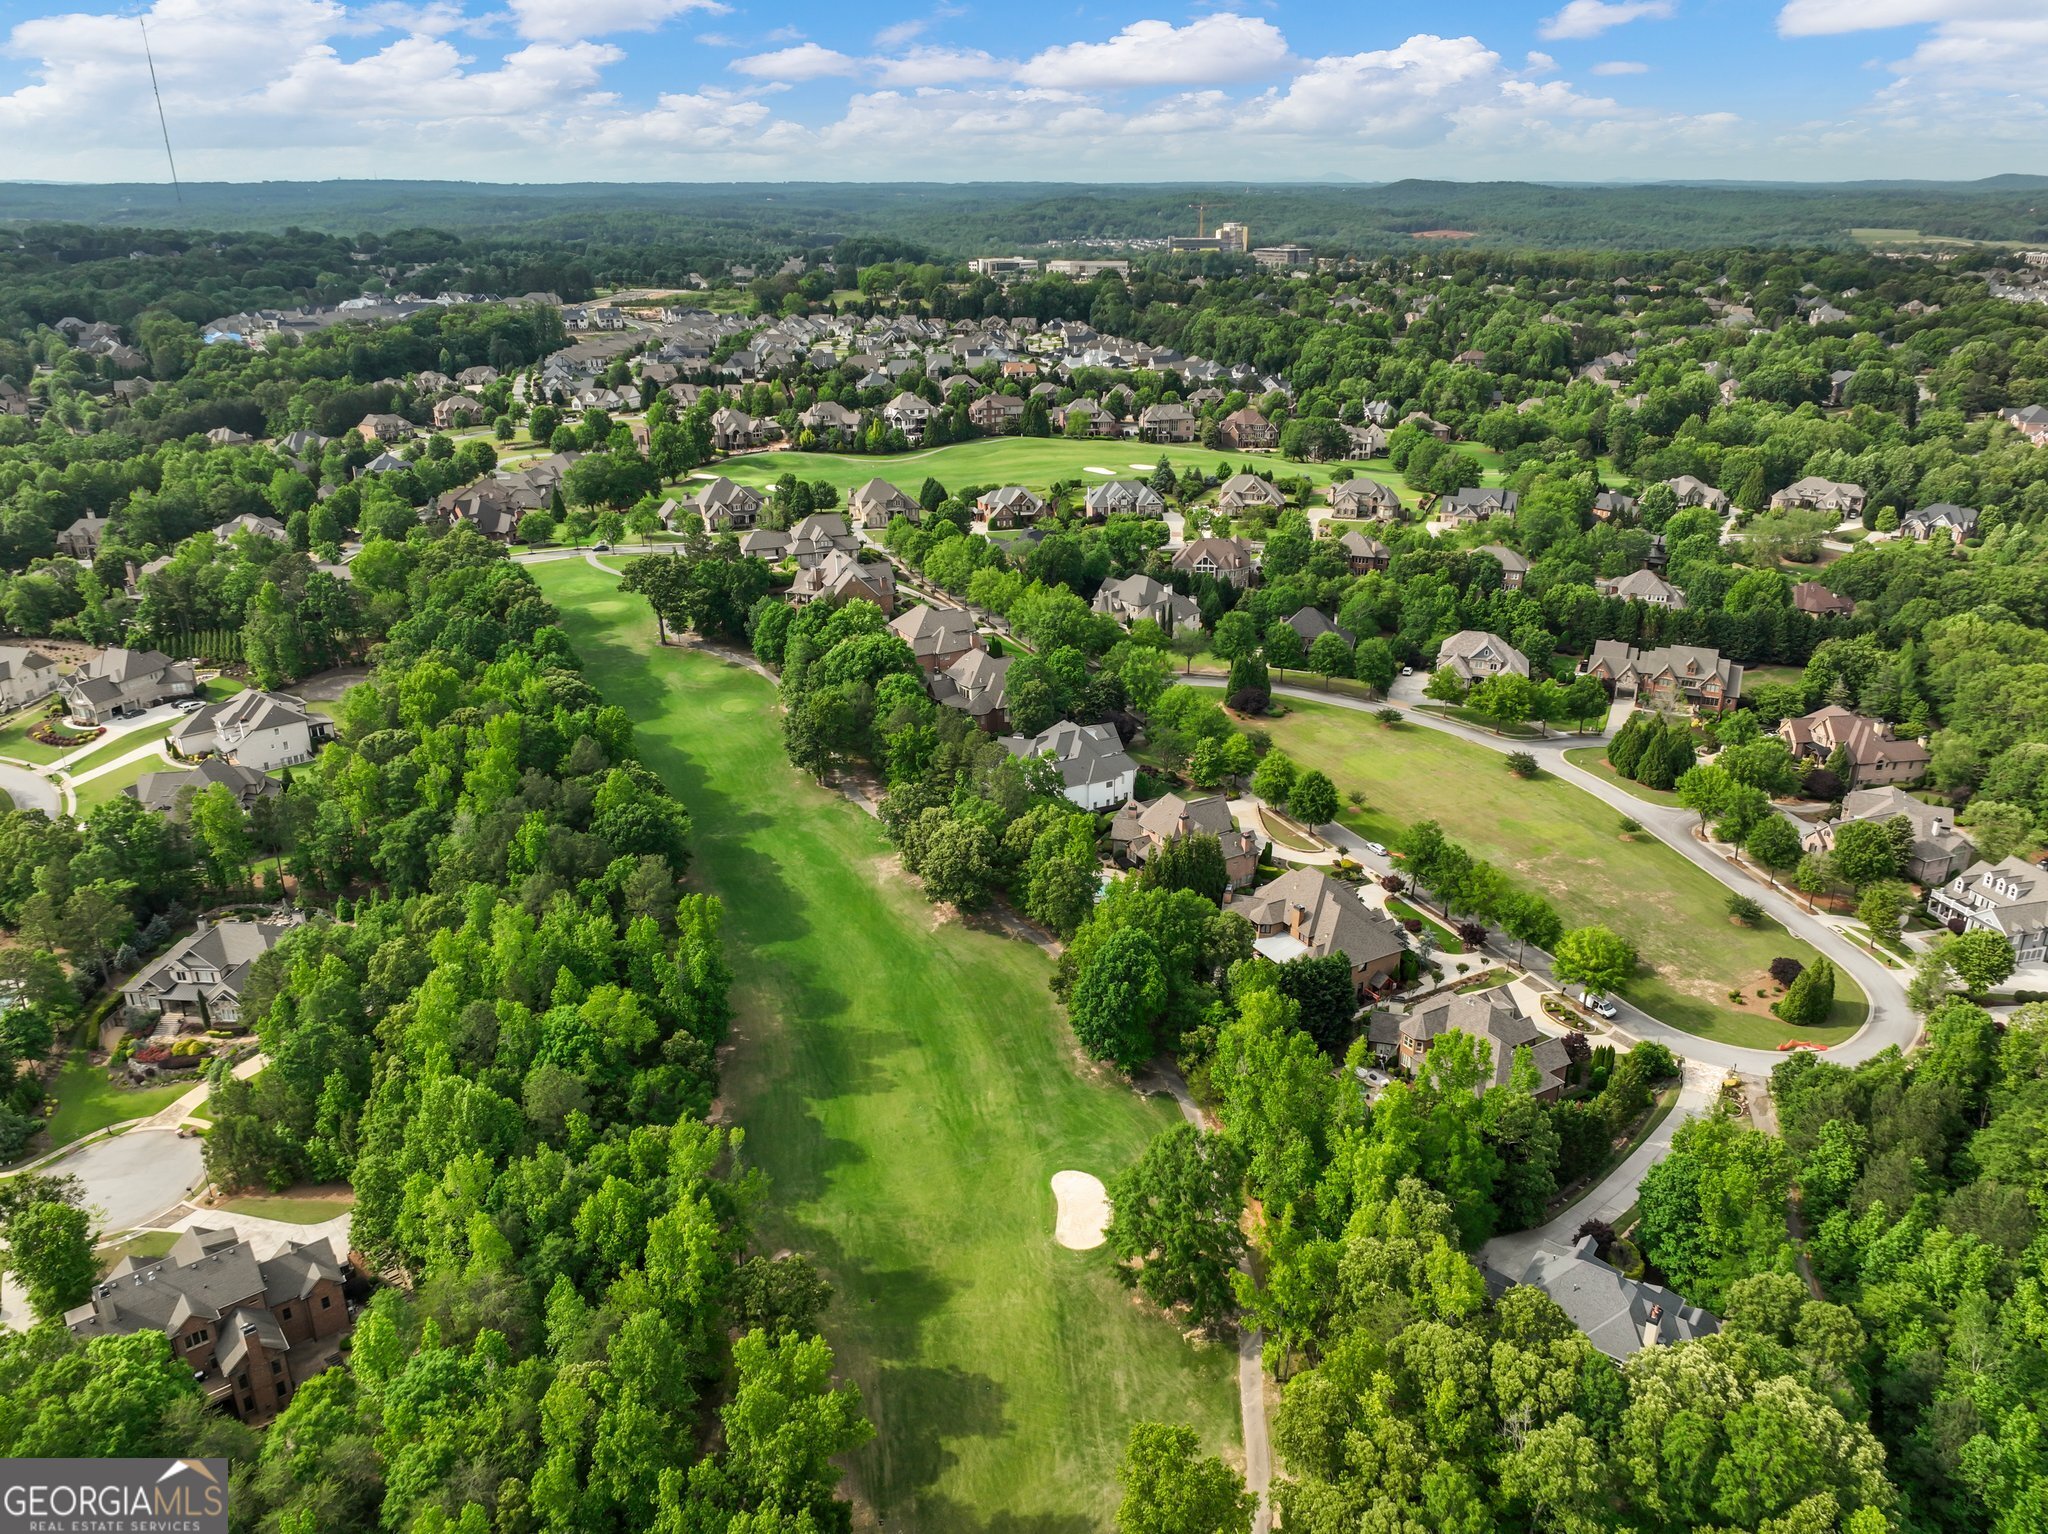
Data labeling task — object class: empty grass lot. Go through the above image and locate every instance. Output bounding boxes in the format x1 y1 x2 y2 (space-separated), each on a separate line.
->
220 1191 355 1224
533 559 1238 1532
1258 701 1867 1048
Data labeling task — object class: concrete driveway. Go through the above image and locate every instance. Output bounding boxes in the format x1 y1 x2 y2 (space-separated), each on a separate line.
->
42 1126 207 1232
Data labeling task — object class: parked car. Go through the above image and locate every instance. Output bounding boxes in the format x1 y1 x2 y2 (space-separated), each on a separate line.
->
1362 841 1389 857
1585 994 1619 1020
175 699 206 713
1400 665 1414 676
592 541 611 551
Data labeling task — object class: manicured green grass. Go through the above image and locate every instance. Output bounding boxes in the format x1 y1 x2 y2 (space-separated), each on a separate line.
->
98 1230 178 1272
0 707 81 764
705 438 1373 500
1258 806 1320 852
1260 699 1867 1048
1386 897 1464 953
73 753 161 812
1419 703 1550 740
41 1052 192 1151
219 1193 354 1224
1563 747 1686 808
61 729 165 779
533 560 1239 1529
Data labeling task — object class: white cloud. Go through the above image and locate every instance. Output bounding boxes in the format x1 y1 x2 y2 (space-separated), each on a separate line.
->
1245 34 1501 139
876 46 1009 85
1015 12 1289 88
1591 59 1650 72
873 19 925 48
1538 0 1675 41
1776 0 2034 37
504 0 725 44
730 42 859 79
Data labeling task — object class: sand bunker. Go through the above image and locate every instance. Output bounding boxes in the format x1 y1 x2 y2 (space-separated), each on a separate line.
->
1052 1170 1110 1250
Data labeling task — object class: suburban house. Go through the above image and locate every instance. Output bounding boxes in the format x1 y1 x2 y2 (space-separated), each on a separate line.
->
788 550 896 613
889 604 983 674
1900 503 1980 543
1053 399 1119 437
0 646 58 711
1501 1235 1718 1361
797 400 863 445
686 477 766 531
999 720 1138 811
1438 487 1519 524
1770 476 1866 515
127 756 280 818
1218 408 1277 451
1369 986 1570 1098
1778 706 1930 787
1592 489 1639 522
1337 531 1391 573
1344 423 1389 458
432 395 481 430
1662 475 1731 512
740 528 790 561
1328 477 1402 519
1173 537 1257 588
1093 573 1202 633
1239 868 1407 999
1579 641 1743 712
1138 402 1196 442
1216 473 1286 514
1802 787 1974 886
59 648 198 724
1929 857 2048 964
1597 569 1687 608
1474 544 1530 590
1791 581 1855 617
1284 607 1353 649
968 394 1025 434
215 513 289 542
788 514 859 567
882 391 934 442
56 512 110 559
1108 794 1259 890
977 486 1045 529
850 478 918 529
354 413 412 444
171 690 326 771
122 916 300 1029
711 407 781 454
928 649 1012 731
66 1226 351 1422
1437 630 1529 682
1084 481 1166 519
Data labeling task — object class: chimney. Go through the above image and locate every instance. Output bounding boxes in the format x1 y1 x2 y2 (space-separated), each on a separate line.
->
1288 903 1307 939
1643 1303 1664 1351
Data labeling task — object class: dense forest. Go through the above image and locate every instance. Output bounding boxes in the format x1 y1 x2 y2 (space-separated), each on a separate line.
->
5 175 2048 253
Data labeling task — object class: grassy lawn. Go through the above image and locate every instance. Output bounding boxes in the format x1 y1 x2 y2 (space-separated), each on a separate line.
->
73 753 161 813
1261 699 1867 1048
41 1051 192 1151
97 1230 178 1272
533 560 1239 1530
1563 747 1687 809
1258 806 1320 852
1386 896 1464 953
706 438 1373 500
0 706 80 764
1419 703 1550 740
61 729 165 779
219 1192 354 1224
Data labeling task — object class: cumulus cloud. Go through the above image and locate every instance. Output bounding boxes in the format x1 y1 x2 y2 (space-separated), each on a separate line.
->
1591 59 1650 72
873 18 925 48
1776 0 2034 36
1538 0 1676 41
1015 12 1289 88
1245 34 1501 139
730 42 860 79
504 0 725 44
875 46 1010 85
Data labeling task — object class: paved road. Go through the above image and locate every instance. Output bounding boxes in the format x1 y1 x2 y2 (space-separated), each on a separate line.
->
40 1127 207 1233
1190 675 1916 1072
0 763 58 816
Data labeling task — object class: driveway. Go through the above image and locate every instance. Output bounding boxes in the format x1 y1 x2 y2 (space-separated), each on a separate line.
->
0 762 58 816
41 1126 206 1232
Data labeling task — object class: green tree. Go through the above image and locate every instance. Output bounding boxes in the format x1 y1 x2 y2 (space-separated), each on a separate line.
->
5 1200 97 1321
1824 817 1901 889
1306 632 1352 687
1115 1420 1254 1534
1773 955 1835 1029
1250 750 1296 807
1745 813 1804 874
1288 770 1338 827
1105 1124 1247 1328
1070 928 1168 1070
1855 878 1913 935
1551 925 1635 998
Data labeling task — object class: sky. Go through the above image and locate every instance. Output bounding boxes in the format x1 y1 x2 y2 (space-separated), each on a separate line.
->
0 0 2042 184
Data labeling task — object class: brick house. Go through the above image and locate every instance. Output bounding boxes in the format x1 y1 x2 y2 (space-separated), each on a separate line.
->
1578 641 1742 712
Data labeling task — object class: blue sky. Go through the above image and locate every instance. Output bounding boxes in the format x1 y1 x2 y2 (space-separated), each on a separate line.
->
0 0 2041 183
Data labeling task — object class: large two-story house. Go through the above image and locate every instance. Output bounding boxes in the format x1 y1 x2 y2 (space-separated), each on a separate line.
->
66 1227 351 1422
1929 857 2048 965
889 604 982 674
1238 867 1406 1000
1328 477 1401 520
1770 476 1866 515
169 689 326 772
1578 642 1742 713
1092 574 1201 634
1801 787 1974 887
685 477 766 531
999 720 1138 811
850 478 919 529
122 915 301 1030
1108 793 1259 890
977 486 1045 529
1368 986 1570 1099
1437 630 1528 682
1778 706 1929 788
1172 537 1257 589
0 645 58 711
59 648 197 724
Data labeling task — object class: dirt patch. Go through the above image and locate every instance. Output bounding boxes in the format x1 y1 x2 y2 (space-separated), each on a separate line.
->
928 901 961 931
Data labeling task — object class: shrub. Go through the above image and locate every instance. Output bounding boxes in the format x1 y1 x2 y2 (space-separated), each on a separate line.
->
1227 687 1270 715
1618 816 1642 836
1506 751 1538 778
1768 956 1804 987
1726 894 1765 925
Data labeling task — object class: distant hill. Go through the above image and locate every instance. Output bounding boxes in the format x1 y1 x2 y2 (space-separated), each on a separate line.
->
1 177 2043 252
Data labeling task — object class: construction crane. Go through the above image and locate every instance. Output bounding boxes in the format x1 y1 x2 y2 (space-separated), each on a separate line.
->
1187 201 1213 238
